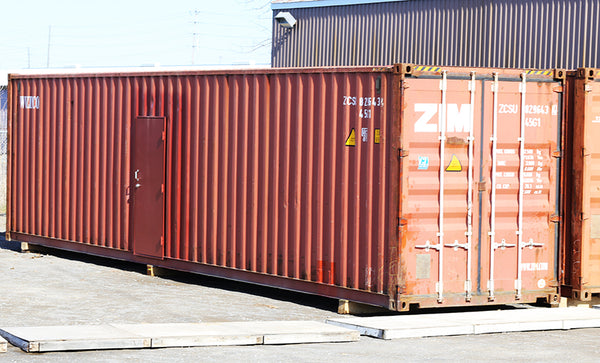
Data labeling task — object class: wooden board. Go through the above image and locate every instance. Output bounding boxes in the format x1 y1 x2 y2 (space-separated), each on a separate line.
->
0 321 358 352
327 308 600 339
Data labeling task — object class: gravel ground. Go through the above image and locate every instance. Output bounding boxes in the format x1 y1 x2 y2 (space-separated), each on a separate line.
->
2 234 600 362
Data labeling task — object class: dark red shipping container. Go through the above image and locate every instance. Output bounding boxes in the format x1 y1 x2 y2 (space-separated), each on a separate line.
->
7 65 562 310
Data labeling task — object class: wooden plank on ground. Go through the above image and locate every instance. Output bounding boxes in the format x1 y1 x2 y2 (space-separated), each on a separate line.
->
0 321 358 352
0 335 7 353
327 307 600 340
0 325 150 352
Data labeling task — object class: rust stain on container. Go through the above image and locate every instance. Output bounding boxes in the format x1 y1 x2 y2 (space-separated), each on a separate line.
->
7 65 561 310
562 68 600 301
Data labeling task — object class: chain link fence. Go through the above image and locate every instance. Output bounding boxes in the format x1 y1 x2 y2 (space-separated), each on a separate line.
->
1 85 7 217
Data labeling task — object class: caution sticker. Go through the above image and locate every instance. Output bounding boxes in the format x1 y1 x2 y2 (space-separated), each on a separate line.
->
446 154 462 172
345 128 356 146
374 129 381 144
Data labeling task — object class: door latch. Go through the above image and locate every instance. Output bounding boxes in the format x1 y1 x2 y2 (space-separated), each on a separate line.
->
134 169 141 188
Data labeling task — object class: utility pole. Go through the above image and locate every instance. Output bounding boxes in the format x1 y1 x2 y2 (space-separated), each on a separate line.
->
46 26 52 68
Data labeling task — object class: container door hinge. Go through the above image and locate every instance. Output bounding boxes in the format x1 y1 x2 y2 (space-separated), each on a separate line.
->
582 147 590 157
550 214 561 223
552 85 564 93
160 236 164 246
398 217 408 227
398 149 408 159
162 131 166 141
552 150 561 158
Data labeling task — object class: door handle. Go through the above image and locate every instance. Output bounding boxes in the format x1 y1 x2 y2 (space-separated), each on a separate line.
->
134 169 140 181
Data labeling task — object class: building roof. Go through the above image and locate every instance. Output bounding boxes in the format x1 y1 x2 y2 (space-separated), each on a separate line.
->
272 0 405 10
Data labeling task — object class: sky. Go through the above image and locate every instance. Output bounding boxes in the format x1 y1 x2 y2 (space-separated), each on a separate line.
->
0 0 273 71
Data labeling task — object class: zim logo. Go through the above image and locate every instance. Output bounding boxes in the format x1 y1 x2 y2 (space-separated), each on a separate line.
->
20 96 40 110
414 103 471 133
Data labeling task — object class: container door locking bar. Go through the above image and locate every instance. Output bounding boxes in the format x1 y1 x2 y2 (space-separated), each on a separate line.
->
464 72 476 301
516 73 527 300
436 71 448 303
443 72 476 301
415 71 448 303
488 73 499 301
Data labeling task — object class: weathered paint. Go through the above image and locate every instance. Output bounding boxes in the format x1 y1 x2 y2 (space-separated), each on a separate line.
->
7 65 561 310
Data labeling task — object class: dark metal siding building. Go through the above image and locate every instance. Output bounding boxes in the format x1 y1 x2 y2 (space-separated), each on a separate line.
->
271 0 600 69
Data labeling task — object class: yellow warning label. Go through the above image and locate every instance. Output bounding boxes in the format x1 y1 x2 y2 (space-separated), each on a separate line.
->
345 128 356 146
446 154 462 172
374 129 381 144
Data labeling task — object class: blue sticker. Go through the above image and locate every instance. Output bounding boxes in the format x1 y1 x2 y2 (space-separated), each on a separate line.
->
418 156 429 170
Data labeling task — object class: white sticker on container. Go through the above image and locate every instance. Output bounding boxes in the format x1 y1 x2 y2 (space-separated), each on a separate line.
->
361 127 368 142
537 279 546 289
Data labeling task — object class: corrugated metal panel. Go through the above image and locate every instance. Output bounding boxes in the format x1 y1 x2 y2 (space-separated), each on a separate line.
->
272 0 600 69
8 65 562 310
9 77 131 249
151 71 392 293
562 68 600 300
8 69 394 301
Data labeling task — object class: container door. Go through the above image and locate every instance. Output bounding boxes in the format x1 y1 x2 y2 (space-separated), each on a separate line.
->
400 70 560 307
131 116 166 259
482 75 559 301
401 72 480 305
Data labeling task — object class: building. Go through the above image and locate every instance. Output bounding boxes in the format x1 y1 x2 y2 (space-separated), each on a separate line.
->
271 0 600 69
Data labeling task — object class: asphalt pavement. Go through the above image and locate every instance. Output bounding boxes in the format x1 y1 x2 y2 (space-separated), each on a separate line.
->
1 234 600 362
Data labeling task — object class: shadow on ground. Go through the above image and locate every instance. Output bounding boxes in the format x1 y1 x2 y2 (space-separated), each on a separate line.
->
0 232 340 313
0 232 560 316
0 232 20 251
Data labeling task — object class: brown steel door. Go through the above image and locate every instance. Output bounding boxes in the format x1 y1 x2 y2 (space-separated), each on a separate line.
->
131 116 166 258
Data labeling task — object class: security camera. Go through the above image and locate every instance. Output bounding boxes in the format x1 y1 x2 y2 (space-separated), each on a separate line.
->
275 11 297 28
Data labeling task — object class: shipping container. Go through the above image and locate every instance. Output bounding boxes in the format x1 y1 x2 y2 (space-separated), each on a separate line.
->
271 0 600 70
562 67 600 300
7 65 562 310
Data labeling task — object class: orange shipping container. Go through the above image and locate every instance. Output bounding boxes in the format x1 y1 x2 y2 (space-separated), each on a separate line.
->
7 65 562 310
562 68 600 301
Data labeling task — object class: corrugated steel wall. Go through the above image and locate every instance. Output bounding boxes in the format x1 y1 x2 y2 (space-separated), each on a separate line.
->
9 69 394 294
10 78 131 249
159 71 392 292
272 0 600 69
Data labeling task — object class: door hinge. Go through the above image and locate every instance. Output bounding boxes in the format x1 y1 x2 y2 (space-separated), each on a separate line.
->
162 131 166 141
160 236 164 246
552 150 561 158
550 214 561 223
161 184 165 194
398 149 408 159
